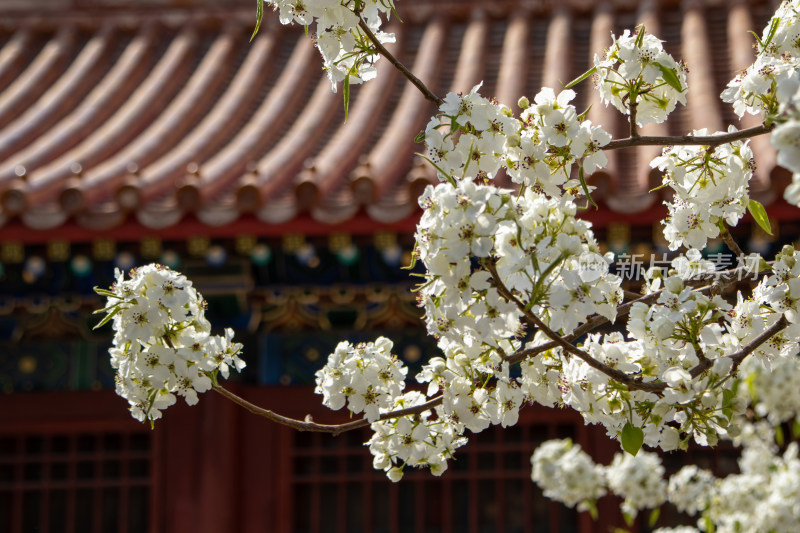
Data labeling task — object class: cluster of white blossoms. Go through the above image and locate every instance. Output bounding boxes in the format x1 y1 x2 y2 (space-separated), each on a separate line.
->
312 337 474 481
594 28 688 125
521 262 743 452
366 392 468 480
314 336 407 422
425 84 612 197
651 131 754 250
667 465 715 515
95 264 245 423
264 0 396 91
738 355 800 425
535 432 800 532
534 326 800 533
414 180 621 342
706 435 800 533
607 450 668 519
531 444 666 520
530 439 606 512
94 0 800 527
411 180 625 436
720 0 800 207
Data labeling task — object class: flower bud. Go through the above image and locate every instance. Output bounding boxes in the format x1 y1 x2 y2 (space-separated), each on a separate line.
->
387 466 404 482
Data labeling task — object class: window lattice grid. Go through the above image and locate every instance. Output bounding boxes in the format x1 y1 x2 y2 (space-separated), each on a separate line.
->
289 421 580 533
0 431 151 533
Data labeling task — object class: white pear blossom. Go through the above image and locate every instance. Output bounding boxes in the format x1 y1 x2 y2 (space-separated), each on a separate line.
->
606 450 667 518
314 337 407 422
530 439 606 511
96 1 800 528
264 0 397 92
96 264 245 423
652 130 754 250
594 28 688 125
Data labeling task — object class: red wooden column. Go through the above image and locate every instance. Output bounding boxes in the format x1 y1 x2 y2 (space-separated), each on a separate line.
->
158 390 243 533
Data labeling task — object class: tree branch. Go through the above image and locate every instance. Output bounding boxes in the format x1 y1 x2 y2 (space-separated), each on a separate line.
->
604 123 773 151
720 223 745 259
629 100 639 139
358 18 443 107
484 262 667 393
213 384 442 436
729 315 789 372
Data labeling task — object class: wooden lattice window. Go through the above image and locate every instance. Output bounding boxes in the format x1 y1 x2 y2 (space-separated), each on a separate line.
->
0 431 152 533
289 418 582 533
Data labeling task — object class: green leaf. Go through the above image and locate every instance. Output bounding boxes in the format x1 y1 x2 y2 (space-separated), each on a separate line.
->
749 30 764 50
655 63 683 93
745 372 759 402
94 287 122 299
577 104 593 122
578 166 598 210
586 499 598 520
417 152 456 187
792 418 800 439
563 65 597 90
250 0 263 42
623 511 635 528
722 388 735 421
621 422 644 456
648 507 661 528
748 199 772 235
634 24 646 48
762 17 781 52
775 424 785 446
414 130 426 143
93 305 122 330
343 74 351 123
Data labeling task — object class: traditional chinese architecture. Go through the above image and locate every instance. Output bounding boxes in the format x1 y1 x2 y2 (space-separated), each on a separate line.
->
0 0 789 532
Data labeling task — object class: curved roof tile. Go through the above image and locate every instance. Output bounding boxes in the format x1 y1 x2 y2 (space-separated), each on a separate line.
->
0 0 791 238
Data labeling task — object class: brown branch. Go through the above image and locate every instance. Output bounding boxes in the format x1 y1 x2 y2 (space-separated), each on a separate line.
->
213 384 442 436
504 289 665 365
720 224 745 259
497 260 782 389
604 123 773 151
358 19 443 107
501 270 734 366
623 289 643 301
213 262 781 432
629 100 639 139
729 315 789 372
485 262 666 393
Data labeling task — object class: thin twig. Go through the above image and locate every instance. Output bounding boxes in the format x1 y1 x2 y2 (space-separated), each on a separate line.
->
720 223 745 259
503 289 664 365
484 262 667 393
501 267 752 366
213 384 442 436
492 260 776 385
729 315 789 372
629 100 639 139
358 19 443 107
604 123 773 151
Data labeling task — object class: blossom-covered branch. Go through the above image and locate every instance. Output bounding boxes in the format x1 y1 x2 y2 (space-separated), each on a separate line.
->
95 2 800 514
603 123 774 150
213 383 444 436
485 260 666 394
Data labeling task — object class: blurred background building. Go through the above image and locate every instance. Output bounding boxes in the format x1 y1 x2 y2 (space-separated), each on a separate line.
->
0 0 790 531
